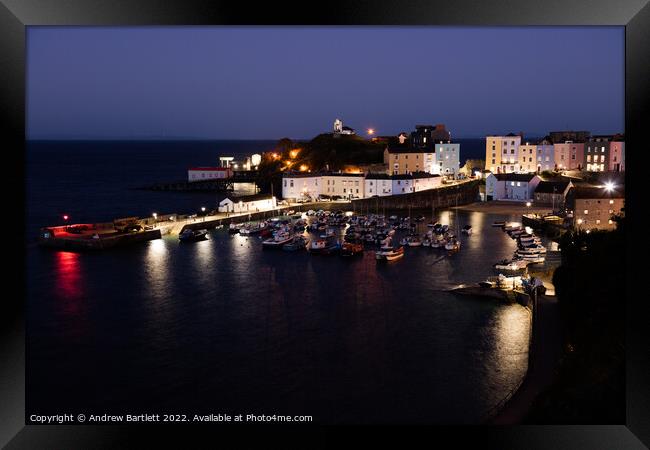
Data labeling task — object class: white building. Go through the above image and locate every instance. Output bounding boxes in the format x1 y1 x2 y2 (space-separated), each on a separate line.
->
365 174 393 197
434 142 460 176
188 167 232 182
333 118 355 135
218 194 277 213
485 173 541 201
321 173 365 199
282 173 321 202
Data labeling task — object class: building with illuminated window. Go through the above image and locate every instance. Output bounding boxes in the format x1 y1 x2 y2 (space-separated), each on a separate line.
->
485 173 541 201
485 133 522 174
571 185 624 230
553 141 585 171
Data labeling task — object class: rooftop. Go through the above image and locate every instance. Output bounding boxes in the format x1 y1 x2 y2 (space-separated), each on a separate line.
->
535 180 572 193
573 185 625 199
222 193 274 203
491 173 538 182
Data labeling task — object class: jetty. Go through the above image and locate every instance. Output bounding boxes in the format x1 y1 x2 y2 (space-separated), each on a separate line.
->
36 201 347 251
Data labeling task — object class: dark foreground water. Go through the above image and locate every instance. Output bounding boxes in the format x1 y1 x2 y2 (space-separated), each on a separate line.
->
27 140 531 424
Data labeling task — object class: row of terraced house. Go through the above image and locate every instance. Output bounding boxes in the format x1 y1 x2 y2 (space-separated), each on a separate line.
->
485 130 625 174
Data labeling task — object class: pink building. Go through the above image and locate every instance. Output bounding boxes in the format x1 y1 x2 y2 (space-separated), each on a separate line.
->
609 141 625 172
554 142 584 171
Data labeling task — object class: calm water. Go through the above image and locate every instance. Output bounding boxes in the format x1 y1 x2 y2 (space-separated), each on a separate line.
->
27 140 531 424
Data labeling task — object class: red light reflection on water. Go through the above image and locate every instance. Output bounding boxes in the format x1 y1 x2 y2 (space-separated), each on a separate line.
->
54 251 83 309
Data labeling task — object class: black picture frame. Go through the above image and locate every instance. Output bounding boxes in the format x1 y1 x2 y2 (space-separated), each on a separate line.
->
2 0 648 447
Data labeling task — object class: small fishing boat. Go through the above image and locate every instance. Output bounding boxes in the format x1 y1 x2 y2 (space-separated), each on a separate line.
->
494 258 529 271
282 235 307 251
461 225 473 235
309 237 340 255
179 228 209 242
340 242 364 257
262 231 293 248
445 238 461 252
517 245 547 255
228 223 241 234
376 246 404 261
406 236 422 247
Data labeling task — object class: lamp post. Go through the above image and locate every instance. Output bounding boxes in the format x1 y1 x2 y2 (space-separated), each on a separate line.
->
152 213 158 228
201 206 206 221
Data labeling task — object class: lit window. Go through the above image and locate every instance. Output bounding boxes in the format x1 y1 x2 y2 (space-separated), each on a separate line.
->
610 200 614 204
511 182 515 186
516 182 521 186
596 219 601 224
584 210 589 215
608 220 613 224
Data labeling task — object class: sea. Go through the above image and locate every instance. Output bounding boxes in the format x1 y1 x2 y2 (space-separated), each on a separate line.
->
26 139 533 424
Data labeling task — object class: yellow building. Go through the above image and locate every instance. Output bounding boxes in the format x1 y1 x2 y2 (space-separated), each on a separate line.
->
486 133 521 173
518 143 537 173
383 147 434 175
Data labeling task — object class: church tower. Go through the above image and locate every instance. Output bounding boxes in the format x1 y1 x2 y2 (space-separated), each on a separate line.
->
333 118 343 134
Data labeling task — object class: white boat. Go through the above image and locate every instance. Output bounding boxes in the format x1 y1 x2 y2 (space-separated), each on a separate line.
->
406 236 422 247
445 238 461 252
462 225 473 235
520 255 545 264
262 231 293 248
517 246 546 254
376 246 404 261
494 259 529 271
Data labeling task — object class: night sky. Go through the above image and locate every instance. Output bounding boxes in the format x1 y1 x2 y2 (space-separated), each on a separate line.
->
27 27 624 140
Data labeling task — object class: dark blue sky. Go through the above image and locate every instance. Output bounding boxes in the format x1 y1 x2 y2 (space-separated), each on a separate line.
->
27 27 624 140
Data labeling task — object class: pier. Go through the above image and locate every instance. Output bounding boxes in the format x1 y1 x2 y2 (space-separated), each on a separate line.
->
36 201 349 251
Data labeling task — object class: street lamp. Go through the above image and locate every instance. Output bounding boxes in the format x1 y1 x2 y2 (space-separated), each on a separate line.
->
201 206 206 221
604 181 615 192
152 213 158 228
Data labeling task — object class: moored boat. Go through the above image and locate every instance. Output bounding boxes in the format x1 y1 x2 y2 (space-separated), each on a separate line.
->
262 231 293 248
179 228 209 242
340 242 364 257
282 235 307 251
376 246 404 261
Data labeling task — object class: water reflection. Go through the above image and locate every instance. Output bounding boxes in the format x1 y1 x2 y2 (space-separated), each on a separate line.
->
53 251 83 314
144 238 172 302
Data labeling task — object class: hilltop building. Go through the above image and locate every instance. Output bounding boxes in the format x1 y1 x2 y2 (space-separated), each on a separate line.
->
333 118 355 135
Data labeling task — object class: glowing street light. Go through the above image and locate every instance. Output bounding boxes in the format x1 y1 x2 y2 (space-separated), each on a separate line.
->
299 164 308 172
63 215 69 221
201 206 206 221
604 181 615 192
367 128 375 136
526 202 531 208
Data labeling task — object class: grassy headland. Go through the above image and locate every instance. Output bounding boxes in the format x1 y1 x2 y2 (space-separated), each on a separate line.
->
256 134 385 196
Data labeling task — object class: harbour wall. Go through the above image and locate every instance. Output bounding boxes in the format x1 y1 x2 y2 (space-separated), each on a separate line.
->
350 180 480 211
